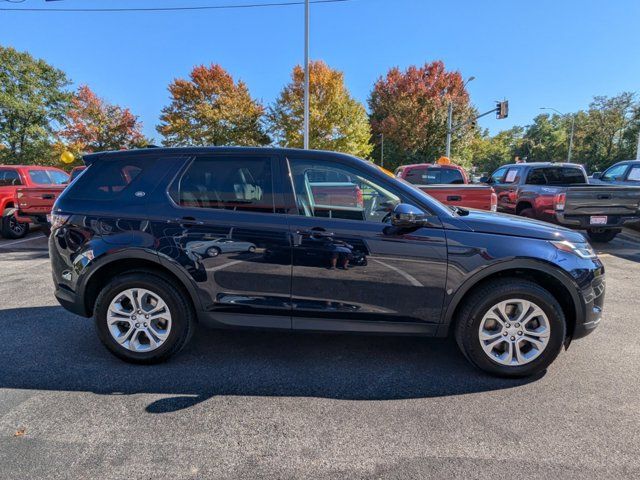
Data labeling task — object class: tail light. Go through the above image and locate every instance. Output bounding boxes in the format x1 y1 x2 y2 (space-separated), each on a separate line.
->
554 193 566 211
490 191 498 212
49 213 70 230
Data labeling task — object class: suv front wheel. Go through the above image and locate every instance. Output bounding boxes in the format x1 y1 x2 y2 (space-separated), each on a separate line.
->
455 278 566 377
94 272 196 364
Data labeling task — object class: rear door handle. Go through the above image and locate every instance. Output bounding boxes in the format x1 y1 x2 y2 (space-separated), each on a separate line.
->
296 229 333 237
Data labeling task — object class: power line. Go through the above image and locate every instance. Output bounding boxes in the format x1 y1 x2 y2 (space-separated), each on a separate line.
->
0 0 353 12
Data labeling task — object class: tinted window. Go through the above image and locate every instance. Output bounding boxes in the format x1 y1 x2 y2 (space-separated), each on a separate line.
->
177 156 275 214
67 158 149 200
0 170 22 187
526 169 547 185
289 159 407 222
404 167 464 185
28 169 69 185
602 164 628 181
543 167 586 185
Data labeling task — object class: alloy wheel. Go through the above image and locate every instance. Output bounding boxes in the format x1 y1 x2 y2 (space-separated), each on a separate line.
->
478 298 551 366
107 288 172 352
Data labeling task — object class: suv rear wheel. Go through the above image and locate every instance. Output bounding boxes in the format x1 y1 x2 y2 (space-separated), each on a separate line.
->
455 278 566 377
94 272 196 364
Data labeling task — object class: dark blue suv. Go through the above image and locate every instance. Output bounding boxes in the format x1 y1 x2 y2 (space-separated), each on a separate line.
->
49 148 605 377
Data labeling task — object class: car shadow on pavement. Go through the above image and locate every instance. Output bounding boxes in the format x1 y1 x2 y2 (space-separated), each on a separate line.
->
0 306 541 413
593 238 640 263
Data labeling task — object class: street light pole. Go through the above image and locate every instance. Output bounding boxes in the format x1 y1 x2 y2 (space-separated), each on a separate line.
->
541 107 574 162
445 76 474 158
379 133 384 167
568 114 575 163
303 0 310 150
636 127 640 160
445 102 453 158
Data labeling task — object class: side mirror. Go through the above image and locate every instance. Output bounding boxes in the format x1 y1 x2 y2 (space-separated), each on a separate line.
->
479 176 491 184
591 172 603 179
391 203 427 228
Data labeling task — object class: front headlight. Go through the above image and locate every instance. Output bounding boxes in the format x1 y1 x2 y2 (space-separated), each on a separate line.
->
550 240 597 259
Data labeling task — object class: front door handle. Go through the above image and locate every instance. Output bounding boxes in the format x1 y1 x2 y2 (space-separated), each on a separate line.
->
447 195 462 202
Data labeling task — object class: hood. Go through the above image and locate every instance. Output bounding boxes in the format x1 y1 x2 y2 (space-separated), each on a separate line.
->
457 209 587 243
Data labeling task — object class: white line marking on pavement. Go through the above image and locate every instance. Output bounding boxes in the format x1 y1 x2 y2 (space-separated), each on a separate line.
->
0 234 46 248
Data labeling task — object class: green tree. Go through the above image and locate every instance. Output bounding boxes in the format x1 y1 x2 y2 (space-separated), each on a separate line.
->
157 64 269 147
470 127 524 174
368 60 476 171
59 85 148 156
0 46 71 164
267 60 372 158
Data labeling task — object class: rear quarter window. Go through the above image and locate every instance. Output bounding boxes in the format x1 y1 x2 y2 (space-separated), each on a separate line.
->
65 157 154 201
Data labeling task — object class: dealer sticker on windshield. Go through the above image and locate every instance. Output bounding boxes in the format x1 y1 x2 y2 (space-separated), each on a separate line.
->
590 215 608 225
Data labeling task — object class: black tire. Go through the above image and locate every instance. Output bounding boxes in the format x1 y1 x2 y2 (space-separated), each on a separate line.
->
587 228 619 243
206 247 221 257
94 272 196 364
518 208 535 219
454 278 566 378
1 210 29 239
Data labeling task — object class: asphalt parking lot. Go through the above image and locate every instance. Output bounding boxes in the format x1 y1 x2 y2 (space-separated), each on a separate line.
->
1 230 639 479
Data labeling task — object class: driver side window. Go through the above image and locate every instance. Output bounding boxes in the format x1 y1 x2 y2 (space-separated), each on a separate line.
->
602 164 628 182
288 159 405 222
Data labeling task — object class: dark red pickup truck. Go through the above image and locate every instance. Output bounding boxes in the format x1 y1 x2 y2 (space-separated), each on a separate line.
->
394 163 497 211
486 162 640 242
0 165 69 238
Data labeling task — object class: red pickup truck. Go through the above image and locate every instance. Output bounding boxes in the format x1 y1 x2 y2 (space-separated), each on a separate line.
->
0 165 69 239
395 163 497 211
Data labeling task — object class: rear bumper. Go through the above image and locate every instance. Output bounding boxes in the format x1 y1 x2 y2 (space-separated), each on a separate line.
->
555 212 639 230
54 284 90 317
17 211 49 225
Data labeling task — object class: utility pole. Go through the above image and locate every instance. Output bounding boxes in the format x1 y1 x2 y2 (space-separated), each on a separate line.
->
303 0 310 150
636 127 640 160
379 133 384 167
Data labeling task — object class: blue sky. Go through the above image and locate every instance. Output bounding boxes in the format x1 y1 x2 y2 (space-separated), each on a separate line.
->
2 0 639 142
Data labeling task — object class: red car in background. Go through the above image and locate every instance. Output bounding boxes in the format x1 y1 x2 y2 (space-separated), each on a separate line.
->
395 163 497 211
0 165 69 238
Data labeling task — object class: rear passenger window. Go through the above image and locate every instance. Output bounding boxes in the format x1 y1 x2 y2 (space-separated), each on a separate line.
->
544 167 586 185
176 156 275 214
526 169 547 185
66 157 152 200
627 167 640 182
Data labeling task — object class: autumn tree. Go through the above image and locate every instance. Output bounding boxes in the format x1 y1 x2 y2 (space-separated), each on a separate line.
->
0 46 71 164
267 60 372 158
157 64 269 147
59 85 147 155
368 61 476 170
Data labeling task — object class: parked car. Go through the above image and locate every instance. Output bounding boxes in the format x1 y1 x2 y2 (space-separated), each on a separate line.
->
590 160 640 185
484 162 640 242
185 237 257 258
395 163 497 211
50 147 605 378
0 165 69 239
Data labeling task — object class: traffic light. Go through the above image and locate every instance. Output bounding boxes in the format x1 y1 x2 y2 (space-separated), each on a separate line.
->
496 100 509 119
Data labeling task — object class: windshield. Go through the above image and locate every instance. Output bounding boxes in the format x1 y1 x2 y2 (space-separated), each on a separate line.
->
28 169 69 185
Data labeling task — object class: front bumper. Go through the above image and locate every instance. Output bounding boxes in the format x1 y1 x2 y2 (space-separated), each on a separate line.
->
571 270 605 340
